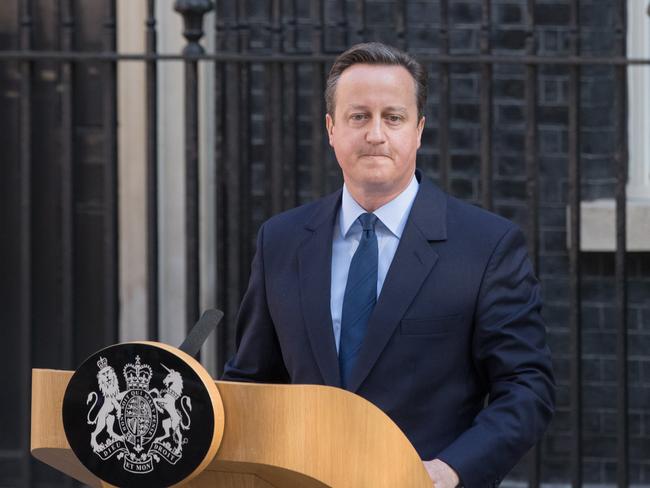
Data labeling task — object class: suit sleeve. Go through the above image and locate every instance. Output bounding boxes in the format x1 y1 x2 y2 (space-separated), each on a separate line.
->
436 225 556 488
221 223 290 383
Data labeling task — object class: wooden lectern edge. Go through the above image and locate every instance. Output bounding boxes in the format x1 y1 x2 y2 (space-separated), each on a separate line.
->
211 379 431 487
32 366 432 487
133 341 225 487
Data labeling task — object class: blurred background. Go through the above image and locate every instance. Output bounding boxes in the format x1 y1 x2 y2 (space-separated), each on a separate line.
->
1 0 649 486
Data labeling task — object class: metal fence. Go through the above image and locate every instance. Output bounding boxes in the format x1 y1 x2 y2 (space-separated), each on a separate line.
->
1 0 648 486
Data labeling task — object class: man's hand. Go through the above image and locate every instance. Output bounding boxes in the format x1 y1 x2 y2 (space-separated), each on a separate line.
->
423 459 459 488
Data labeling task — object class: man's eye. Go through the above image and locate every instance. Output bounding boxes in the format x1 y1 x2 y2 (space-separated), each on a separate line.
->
351 114 367 121
386 115 403 123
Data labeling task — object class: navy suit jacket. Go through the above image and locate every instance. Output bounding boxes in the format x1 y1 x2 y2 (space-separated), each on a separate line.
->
222 172 555 487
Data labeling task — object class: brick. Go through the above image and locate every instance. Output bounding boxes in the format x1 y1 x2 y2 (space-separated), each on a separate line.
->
581 129 616 156
494 77 526 100
493 29 527 51
539 205 567 228
542 277 570 303
495 204 529 226
581 278 615 304
641 309 650 333
630 334 650 358
630 437 650 464
603 461 618 483
546 432 572 457
582 181 617 200
580 28 617 55
535 3 571 26
451 154 480 173
638 254 650 276
583 356 603 382
542 303 569 329
365 2 394 25
630 280 650 306
450 127 479 152
628 307 643 331
494 3 524 25
495 104 525 126
450 75 479 101
581 305 602 330
630 410 644 437
580 2 617 29
538 28 570 54
540 255 570 279
539 77 566 105
494 179 527 201
542 229 567 253
551 407 571 432
583 330 616 356
601 358 618 382
583 409 602 433
496 155 525 177
547 329 570 355
583 434 617 458
642 360 650 384
451 103 479 123
494 130 525 155
450 177 475 200
538 106 568 125
630 385 650 409
584 459 604 483
406 2 441 24
642 463 650 483
583 384 617 408
539 128 566 155
450 1 482 24
450 28 479 53
543 456 571 482
409 28 439 51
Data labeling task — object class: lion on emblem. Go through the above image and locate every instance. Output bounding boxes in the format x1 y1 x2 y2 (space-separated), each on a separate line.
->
87 357 126 451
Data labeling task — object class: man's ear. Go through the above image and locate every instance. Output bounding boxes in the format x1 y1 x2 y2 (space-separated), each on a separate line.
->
416 116 425 149
325 113 335 146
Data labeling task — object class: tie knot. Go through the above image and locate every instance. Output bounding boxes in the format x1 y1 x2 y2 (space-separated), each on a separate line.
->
358 213 378 232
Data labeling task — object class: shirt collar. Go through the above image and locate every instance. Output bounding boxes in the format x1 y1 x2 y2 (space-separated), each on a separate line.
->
339 174 419 239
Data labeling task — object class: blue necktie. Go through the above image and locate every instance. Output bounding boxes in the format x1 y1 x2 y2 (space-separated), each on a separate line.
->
339 213 378 389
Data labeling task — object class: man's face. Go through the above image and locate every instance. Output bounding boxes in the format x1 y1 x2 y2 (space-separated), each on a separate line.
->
326 63 425 198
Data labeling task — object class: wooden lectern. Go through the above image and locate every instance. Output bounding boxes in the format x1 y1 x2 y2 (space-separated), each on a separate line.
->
32 368 432 487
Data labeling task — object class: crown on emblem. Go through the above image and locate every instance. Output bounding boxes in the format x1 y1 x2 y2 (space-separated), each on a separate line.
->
123 355 152 390
97 356 108 370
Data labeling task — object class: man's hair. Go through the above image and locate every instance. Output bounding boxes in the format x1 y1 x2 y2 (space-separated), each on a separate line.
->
325 42 428 120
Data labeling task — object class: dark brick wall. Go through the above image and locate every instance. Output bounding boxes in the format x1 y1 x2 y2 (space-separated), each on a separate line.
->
224 0 650 484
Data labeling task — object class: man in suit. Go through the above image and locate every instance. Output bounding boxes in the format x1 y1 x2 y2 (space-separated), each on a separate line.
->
222 42 555 487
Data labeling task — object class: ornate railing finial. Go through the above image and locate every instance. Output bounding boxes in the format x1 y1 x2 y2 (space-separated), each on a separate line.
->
174 0 214 55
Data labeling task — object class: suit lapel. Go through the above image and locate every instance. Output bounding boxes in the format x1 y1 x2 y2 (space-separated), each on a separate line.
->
297 191 342 387
347 175 448 392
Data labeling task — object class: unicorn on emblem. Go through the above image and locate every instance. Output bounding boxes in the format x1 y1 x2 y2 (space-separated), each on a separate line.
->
151 364 192 452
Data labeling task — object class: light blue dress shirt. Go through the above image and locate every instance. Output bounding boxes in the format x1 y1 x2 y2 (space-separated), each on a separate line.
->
330 175 420 353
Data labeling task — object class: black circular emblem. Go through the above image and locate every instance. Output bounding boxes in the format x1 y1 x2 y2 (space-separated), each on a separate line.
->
63 342 223 488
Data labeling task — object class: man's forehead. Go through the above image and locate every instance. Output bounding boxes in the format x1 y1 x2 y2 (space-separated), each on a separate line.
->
336 65 417 102
338 63 413 84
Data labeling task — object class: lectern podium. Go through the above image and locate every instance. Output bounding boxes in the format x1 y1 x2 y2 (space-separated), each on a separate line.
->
31 356 431 487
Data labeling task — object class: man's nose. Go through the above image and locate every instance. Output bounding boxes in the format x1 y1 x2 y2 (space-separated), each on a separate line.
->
365 118 386 144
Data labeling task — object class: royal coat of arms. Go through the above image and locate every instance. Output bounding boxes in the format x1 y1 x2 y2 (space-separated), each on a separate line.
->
85 355 192 474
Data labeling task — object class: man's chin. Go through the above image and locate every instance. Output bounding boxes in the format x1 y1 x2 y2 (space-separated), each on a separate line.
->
357 176 399 193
